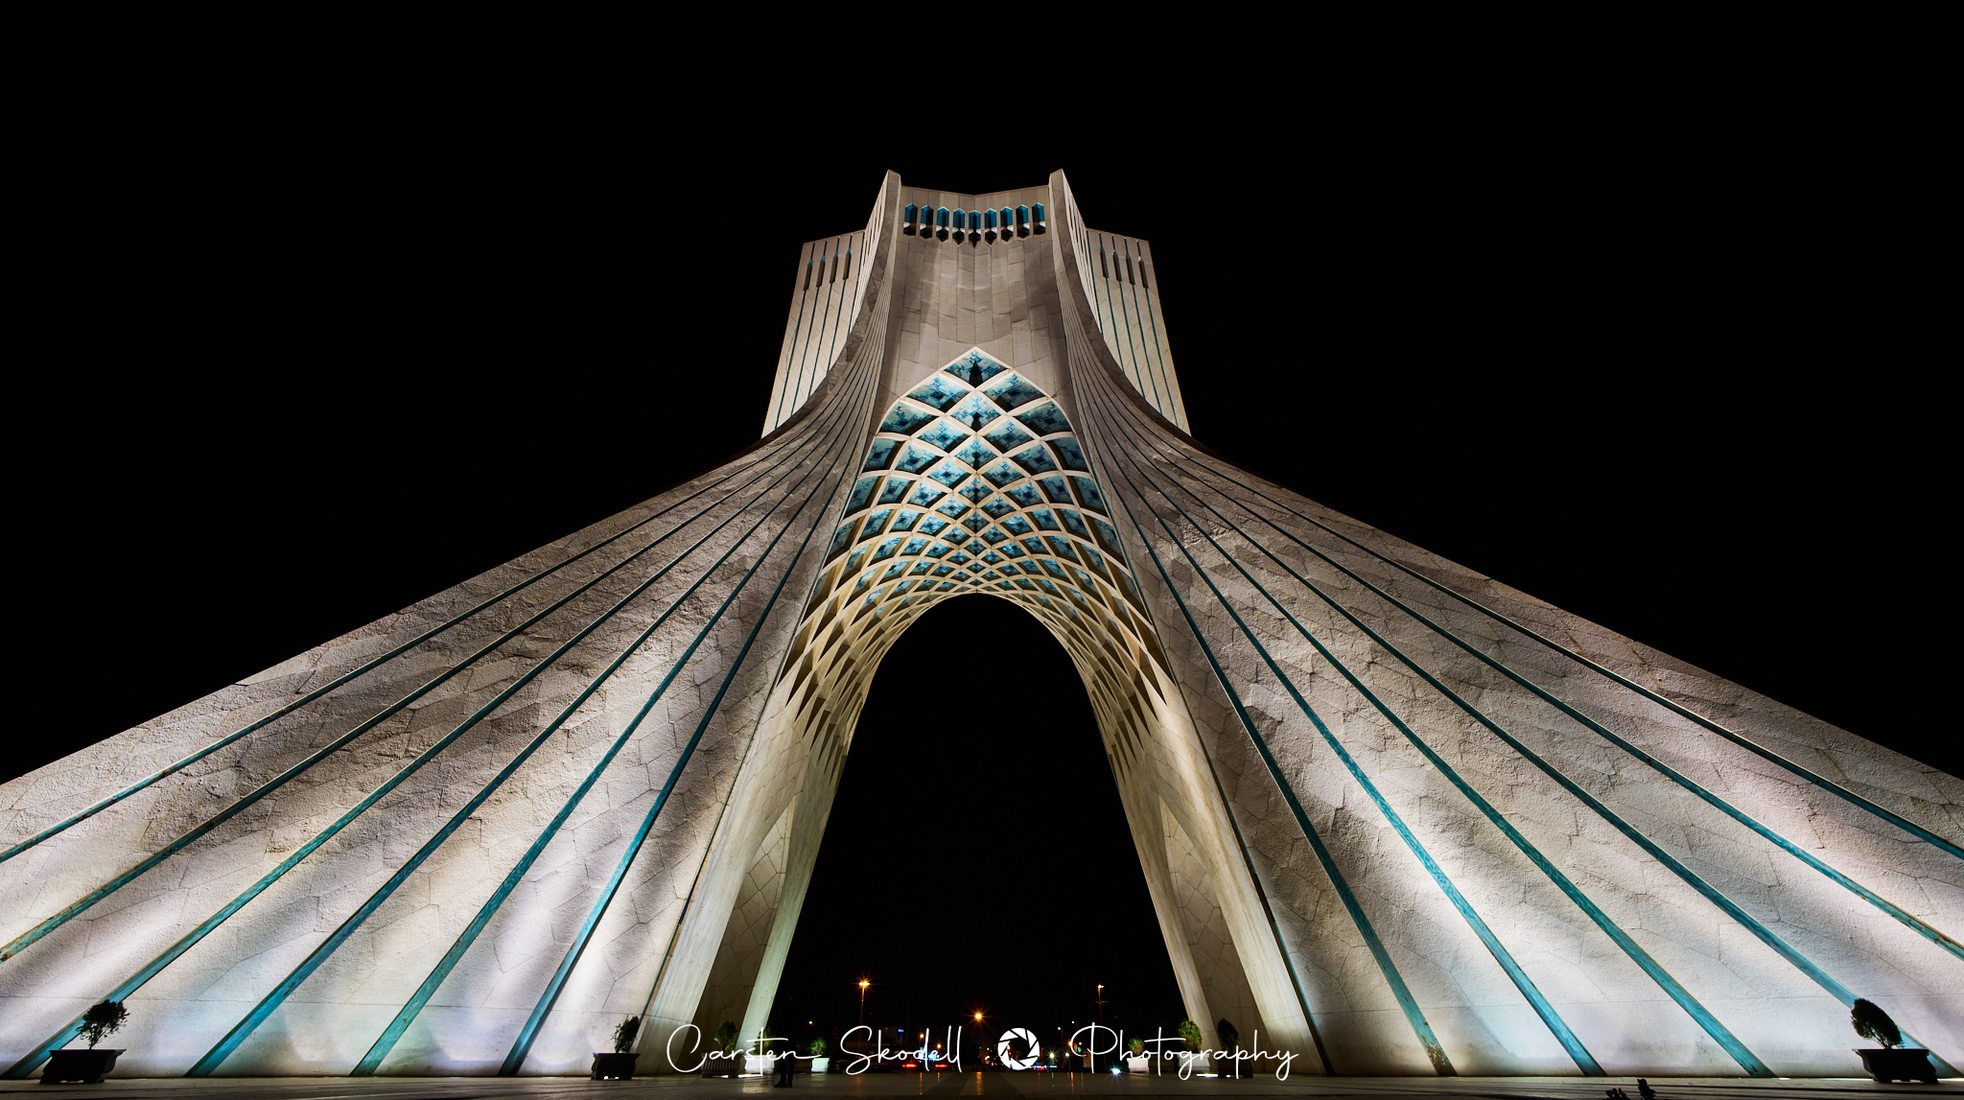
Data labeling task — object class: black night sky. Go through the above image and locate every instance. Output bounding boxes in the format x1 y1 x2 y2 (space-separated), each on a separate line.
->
13 7 1956 1048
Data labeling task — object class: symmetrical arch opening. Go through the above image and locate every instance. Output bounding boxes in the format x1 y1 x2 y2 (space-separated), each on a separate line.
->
687 350 1297 1059
765 593 1190 1039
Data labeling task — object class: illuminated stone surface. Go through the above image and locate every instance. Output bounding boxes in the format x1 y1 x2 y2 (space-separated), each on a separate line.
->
1 172 1958 1080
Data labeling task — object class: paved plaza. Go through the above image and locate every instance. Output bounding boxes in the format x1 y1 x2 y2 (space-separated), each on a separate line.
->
1 1074 1956 1100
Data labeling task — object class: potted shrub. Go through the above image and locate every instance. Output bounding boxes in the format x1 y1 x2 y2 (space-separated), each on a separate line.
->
590 1015 640 1081
42 1000 129 1084
809 1037 830 1074
1217 1017 1242 1079
1177 1018 1210 1074
1850 998 1936 1083
1125 1036 1151 1074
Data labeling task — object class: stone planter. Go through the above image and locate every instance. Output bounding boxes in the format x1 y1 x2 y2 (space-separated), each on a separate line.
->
1124 1054 1151 1074
810 1056 831 1073
1855 1048 1936 1084
41 1049 122 1084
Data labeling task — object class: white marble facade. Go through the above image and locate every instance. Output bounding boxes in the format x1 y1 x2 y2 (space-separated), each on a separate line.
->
2 171 1958 1080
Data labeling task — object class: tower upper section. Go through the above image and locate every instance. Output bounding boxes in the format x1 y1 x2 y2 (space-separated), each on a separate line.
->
759 174 1189 437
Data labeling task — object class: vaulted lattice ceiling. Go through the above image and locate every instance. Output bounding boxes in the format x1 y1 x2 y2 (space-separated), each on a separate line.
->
779 351 1173 776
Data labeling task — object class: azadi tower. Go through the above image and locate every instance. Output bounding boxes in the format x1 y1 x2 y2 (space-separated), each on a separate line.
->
3 172 1958 1080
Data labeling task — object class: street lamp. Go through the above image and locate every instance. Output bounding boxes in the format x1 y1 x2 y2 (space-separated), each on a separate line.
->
858 979 870 1027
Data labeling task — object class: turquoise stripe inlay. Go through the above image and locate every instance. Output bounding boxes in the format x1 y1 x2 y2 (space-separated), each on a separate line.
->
1057 374 1456 1074
1135 246 1179 425
1164 431 1963 864
772 246 818 428
1034 351 1328 1070
1313 518 1964 867
0 426 848 1081
0 441 819 966
1062 386 1334 1076
1088 398 1597 1076
1089 391 1767 1076
499 383 864 1075
1116 382 1964 957
1119 238 1174 420
1133 425 1957 1074
804 242 839 413
1102 236 1141 405
0 449 784 867
183 425 851 1075
1121 506 1457 1074
1091 377 1961 1075
790 241 834 422
627 411 878 1041
1167 676 1336 1075
1109 234 1163 414
494 345 872 1076
1093 239 1143 400
350 362 874 1076
822 234 856 404
178 503 800 1078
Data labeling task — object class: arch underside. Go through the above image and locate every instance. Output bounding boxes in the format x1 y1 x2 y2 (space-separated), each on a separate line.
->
784 352 1169 782
680 353 1297 1064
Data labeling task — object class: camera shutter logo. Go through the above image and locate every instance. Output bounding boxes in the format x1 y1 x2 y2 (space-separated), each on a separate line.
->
996 1027 1042 1070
